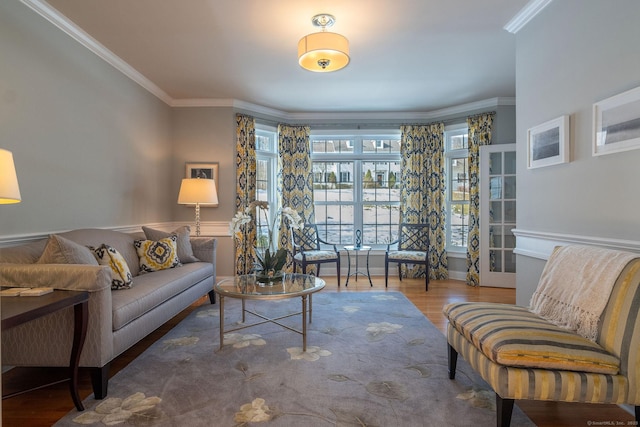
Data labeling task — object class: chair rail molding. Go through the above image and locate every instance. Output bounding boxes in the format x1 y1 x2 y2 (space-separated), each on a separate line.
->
513 228 640 261
0 221 231 248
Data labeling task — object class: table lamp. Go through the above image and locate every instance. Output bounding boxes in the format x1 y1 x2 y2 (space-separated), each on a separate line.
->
0 149 21 204
177 178 218 236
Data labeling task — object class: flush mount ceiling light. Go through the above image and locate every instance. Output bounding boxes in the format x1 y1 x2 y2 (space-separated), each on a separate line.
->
298 14 350 72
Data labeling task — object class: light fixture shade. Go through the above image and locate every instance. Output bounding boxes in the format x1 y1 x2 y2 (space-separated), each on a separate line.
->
298 32 350 72
177 178 218 206
0 149 21 204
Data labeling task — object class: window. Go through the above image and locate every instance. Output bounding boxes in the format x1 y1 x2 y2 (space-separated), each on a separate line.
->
445 125 469 251
255 126 278 248
311 132 401 247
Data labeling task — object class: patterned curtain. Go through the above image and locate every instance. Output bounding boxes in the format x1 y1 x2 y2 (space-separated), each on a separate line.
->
277 124 314 271
234 114 257 275
465 112 494 286
399 123 448 279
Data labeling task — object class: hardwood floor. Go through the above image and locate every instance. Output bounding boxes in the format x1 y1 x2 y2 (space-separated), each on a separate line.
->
2 277 635 426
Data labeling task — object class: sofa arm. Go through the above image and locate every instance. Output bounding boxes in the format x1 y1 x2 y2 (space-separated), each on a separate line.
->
191 237 217 265
0 264 115 368
0 263 111 292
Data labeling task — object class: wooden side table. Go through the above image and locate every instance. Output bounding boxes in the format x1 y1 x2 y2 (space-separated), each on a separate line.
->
1 289 89 411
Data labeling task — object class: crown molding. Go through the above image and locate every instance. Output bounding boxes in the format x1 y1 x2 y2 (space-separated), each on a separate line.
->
22 0 515 119
504 0 554 34
20 0 173 105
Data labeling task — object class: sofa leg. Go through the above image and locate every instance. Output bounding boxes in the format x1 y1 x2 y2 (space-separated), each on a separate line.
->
448 343 458 379
91 364 110 399
207 290 216 304
496 395 514 427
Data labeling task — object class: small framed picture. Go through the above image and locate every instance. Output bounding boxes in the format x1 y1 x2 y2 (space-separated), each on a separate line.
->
185 162 219 193
527 115 570 169
593 85 640 156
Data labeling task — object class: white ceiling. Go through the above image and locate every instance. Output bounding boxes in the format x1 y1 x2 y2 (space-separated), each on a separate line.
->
37 0 535 114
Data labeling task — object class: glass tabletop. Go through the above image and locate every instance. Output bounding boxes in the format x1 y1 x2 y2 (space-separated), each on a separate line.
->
214 273 325 299
344 245 372 251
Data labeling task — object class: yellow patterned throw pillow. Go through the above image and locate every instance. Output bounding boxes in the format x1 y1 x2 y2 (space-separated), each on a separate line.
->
91 244 133 290
134 236 182 274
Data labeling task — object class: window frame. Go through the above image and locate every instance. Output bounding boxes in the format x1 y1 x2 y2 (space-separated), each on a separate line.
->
444 123 470 253
310 130 402 249
255 125 279 247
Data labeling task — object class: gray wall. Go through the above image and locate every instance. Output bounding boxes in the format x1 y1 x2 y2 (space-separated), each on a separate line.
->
0 1 173 235
515 0 640 304
170 107 237 276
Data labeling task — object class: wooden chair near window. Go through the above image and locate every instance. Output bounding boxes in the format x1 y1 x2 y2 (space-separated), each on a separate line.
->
290 223 341 286
385 222 430 291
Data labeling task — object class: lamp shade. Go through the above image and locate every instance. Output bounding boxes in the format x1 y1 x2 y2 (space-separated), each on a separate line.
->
298 31 350 72
177 178 218 206
0 149 21 204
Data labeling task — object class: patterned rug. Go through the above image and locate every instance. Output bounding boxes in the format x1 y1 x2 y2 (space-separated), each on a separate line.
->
55 291 534 426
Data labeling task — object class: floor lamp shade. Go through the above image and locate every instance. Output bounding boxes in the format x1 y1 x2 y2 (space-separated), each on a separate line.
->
0 149 21 204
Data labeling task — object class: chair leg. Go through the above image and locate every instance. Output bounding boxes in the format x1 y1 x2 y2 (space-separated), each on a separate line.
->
496 395 514 427
635 406 639 423
336 258 340 287
398 263 403 282
447 343 458 379
384 259 389 288
425 267 429 292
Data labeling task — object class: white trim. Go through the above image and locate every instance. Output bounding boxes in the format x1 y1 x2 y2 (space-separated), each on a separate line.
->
0 222 231 248
513 228 640 261
21 0 173 105
504 0 554 34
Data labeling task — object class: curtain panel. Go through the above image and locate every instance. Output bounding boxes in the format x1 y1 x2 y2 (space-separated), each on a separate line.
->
399 123 448 280
465 112 494 286
234 114 257 275
277 124 314 271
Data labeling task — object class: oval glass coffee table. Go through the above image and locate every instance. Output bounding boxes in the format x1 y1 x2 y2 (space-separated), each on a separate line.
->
214 273 325 351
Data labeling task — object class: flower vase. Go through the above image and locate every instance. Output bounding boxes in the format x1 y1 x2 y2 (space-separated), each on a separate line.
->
255 270 284 285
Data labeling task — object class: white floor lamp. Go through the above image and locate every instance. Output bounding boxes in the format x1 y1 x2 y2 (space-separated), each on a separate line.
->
177 178 218 236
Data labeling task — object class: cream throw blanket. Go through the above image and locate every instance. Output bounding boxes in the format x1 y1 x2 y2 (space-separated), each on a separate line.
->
530 245 638 341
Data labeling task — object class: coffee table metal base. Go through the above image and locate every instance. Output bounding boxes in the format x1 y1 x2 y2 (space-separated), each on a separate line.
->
218 294 313 351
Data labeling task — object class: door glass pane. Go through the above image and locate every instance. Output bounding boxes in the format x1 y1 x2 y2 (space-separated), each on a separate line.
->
504 201 516 223
504 151 516 174
504 228 516 248
490 201 502 223
489 152 502 174
490 250 503 272
490 177 502 199
504 176 516 199
489 225 502 248
504 250 516 273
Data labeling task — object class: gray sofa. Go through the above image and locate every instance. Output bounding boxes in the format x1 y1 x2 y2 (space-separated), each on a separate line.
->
0 227 216 399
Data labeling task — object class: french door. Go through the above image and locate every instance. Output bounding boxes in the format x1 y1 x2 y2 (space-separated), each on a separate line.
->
479 144 516 288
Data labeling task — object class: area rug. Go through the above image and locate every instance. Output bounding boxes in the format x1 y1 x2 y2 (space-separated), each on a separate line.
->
55 292 534 426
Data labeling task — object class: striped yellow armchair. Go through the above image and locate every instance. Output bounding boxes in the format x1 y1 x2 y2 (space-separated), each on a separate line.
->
444 245 640 427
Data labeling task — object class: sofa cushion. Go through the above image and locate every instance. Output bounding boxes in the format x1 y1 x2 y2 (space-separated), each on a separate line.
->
91 244 133 290
142 225 199 263
58 229 141 277
443 302 620 375
111 263 213 330
134 236 181 274
37 235 98 265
